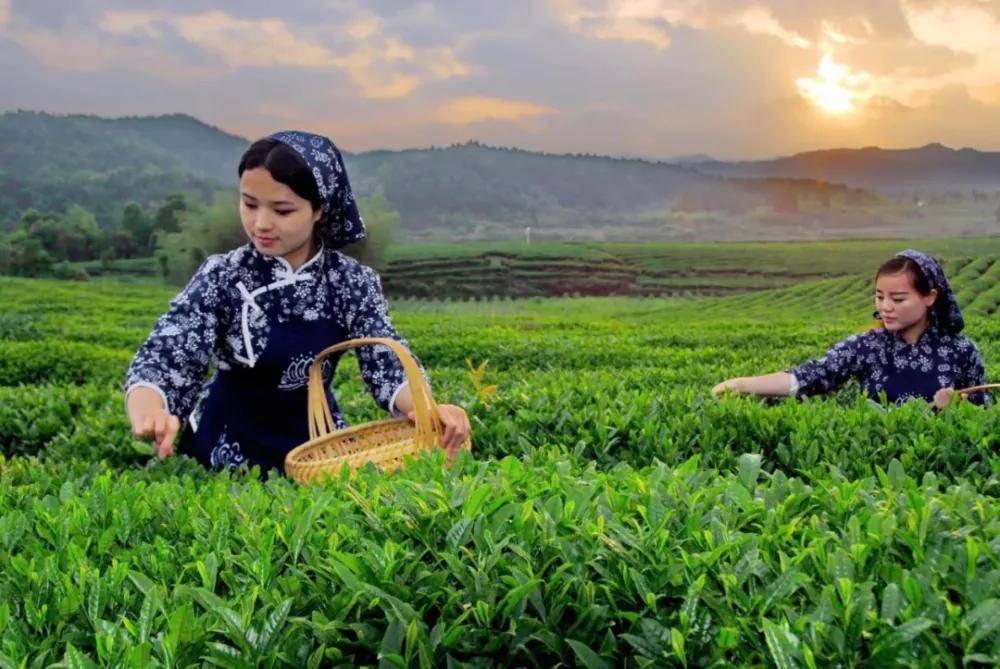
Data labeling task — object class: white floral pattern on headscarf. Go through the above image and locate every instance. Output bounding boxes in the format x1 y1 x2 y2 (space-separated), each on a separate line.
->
268 130 367 249
895 249 964 334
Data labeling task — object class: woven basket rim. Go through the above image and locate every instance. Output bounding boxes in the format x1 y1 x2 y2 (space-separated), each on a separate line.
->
956 383 1000 396
285 416 411 465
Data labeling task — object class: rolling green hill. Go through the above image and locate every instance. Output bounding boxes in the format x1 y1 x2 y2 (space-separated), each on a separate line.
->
10 111 997 243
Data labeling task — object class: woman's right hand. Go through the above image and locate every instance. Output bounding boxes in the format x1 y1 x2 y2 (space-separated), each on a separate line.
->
126 387 180 459
712 378 744 395
712 373 793 397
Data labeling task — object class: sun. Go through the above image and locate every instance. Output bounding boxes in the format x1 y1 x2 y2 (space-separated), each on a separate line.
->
796 55 866 114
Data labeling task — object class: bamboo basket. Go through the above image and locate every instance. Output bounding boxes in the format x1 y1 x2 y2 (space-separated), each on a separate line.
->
285 337 471 484
956 383 1000 399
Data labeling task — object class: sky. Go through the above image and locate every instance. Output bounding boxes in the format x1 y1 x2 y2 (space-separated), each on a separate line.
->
2 0 1000 159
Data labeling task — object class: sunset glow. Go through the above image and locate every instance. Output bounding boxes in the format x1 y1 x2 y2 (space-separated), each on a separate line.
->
4 1 1000 156
796 55 868 115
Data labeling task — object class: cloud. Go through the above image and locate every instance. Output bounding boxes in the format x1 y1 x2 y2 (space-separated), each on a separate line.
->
95 8 472 99
904 1 1000 64
968 81 1000 105
551 0 691 49
735 7 812 48
549 0 976 79
8 27 212 79
570 15 673 50
904 0 1000 23
0 0 10 25
345 12 382 40
100 10 339 69
549 0 913 47
434 96 559 124
424 45 471 78
837 38 975 77
334 38 469 99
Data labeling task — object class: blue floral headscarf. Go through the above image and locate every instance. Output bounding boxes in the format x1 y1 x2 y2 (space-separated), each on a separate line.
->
874 249 965 334
268 130 366 249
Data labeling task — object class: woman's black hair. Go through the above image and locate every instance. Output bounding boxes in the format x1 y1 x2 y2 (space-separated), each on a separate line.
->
238 139 323 213
876 256 932 295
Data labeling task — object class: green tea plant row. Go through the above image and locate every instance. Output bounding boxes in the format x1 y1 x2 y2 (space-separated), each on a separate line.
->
3 372 999 492
1 448 999 667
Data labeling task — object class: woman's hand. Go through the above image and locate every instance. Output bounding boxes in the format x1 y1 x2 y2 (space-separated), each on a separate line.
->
126 387 180 459
712 378 745 395
407 404 471 459
712 373 793 397
933 387 959 410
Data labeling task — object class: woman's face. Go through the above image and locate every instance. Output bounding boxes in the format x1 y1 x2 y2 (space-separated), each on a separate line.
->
239 167 321 259
875 271 937 332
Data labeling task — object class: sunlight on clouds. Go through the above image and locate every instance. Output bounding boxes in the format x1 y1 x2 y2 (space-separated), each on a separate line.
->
11 29 209 79
905 1 997 53
336 43 421 98
345 14 381 40
0 0 10 25
821 20 865 45
102 11 338 68
554 0 677 49
587 18 672 49
737 7 811 48
99 8 470 100
347 69 422 99
337 42 468 99
425 46 472 79
555 1 815 50
797 54 872 114
969 82 1000 106
382 38 415 62
900 1 1000 104
435 97 558 124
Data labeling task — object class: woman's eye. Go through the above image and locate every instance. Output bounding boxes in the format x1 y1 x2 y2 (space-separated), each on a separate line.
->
276 210 295 216
893 298 905 304
243 202 257 209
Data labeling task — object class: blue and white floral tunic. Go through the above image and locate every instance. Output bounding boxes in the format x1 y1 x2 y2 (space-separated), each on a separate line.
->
789 249 988 406
124 130 420 474
125 242 417 473
788 326 987 405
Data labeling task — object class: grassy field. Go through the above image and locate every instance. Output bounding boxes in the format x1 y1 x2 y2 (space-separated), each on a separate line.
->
1 241 998 667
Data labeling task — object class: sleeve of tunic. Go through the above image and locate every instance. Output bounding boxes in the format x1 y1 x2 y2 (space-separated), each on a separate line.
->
123 256 227 426
345 264 428 415
955 338 989 406
787 333 868 398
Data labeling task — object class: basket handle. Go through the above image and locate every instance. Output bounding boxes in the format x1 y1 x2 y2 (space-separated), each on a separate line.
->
307 337 440 447
956 383 1000 398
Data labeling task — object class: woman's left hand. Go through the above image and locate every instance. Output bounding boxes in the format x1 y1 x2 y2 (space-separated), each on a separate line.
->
933 387 958 410
408 404 471 458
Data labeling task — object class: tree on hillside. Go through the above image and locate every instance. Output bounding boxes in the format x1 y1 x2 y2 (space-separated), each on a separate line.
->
156 191 244 284
120 201 153 254
0 230 53 276
153 193 187 236
344 188 398 271
61 205 104 261
17 206 104 262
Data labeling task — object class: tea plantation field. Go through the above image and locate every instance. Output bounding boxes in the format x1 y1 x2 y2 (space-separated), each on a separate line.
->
379 237 1000 299
0 247 998 667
